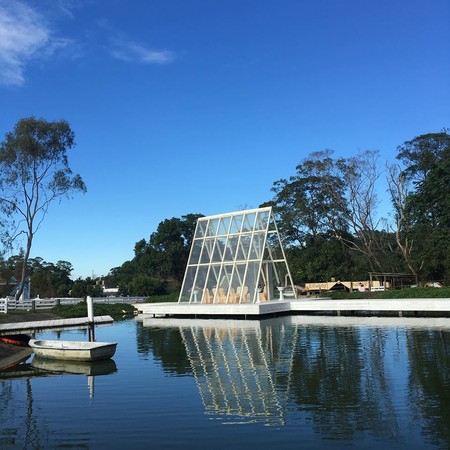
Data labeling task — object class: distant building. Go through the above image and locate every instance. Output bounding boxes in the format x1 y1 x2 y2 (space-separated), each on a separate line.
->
304 280 378 295
305 272 416 295
101 280 119 296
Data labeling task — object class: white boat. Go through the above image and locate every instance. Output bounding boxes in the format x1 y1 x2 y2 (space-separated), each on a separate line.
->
28 339 117 362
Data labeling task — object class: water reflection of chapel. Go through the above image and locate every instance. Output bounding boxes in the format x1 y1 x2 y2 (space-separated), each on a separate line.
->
179 207 296 305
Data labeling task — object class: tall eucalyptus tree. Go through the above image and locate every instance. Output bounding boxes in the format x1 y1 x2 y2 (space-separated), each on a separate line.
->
267 149 386 273
0 117 86 299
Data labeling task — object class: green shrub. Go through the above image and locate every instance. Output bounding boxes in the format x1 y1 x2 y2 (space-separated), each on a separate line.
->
51 302 136 320
145 292 179 303
321 287 450 299
379 287 450 299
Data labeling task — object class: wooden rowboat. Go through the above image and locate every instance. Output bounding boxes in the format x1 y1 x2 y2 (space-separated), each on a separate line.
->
28 339 117 362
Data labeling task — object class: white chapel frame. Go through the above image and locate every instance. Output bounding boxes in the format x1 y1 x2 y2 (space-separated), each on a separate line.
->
179 207 296 304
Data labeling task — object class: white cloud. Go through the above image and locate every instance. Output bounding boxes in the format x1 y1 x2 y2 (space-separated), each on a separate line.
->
0 1 176 86
109 37 175 65
0 1 50 86
0 0 75 87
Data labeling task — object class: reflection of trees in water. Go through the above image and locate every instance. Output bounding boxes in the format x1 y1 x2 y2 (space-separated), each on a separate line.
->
407 330 450 448
290 326 403 442
291 326 365 437
361 328 400 438
0 379 50 448
135 320 191 375
177 320 403 433
139 316 450 444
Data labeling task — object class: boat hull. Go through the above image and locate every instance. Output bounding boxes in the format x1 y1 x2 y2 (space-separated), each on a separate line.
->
31 357 117 375
28 339 117 362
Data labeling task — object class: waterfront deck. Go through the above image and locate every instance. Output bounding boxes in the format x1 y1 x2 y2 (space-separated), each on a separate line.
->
135 298 450 319
0 315 114 335
138 314 450 331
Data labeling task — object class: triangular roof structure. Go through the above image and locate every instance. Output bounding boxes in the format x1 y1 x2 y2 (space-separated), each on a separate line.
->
179 207 296 304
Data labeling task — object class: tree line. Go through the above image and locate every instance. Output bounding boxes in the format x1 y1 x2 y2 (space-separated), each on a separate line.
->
1 117 449 297
108 130 450 294
265 131 450 285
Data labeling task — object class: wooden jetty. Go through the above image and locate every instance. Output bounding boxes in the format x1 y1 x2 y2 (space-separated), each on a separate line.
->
0 315 114 335
135 298 450 319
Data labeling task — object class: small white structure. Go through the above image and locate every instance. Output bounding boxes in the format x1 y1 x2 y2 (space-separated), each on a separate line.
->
179 207 296 304
0 297 7 314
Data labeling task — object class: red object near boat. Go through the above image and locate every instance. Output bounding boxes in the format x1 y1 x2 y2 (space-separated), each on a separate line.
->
0 334 31 347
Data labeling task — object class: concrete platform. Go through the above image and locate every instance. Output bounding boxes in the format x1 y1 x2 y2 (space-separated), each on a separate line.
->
138 314 450 331
135 298 450 319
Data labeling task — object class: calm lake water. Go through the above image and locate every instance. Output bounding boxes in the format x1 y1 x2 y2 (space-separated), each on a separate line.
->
1 315 450 449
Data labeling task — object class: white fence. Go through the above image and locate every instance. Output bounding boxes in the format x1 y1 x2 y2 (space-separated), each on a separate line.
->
0 296 146 313
2 297 59 311
89 296 146 304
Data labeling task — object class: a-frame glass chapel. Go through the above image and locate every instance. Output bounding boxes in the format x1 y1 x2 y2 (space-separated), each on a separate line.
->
179 207 296 304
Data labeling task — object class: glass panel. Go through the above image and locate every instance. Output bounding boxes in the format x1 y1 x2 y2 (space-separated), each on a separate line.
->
217 217 230 236
188 239 203 265
234 263 247 286
206 218 220 236
272 261 287 288
223 235 237 261
266 210 276 231
217 265 233 303
179 266 197 302
212 237 226 263
255 209 270 231
192 265 209 303
217 266 232 291
265 231 282 260
249 231 265 260
200 238 215 264
211 264 224 304
229 214 243 234
195 220 208 238
205 265 220 291
262 262 275 301
235 237 245 260
243 261 260 303
242 212 256 232
237 234 251 261
229 263 246 303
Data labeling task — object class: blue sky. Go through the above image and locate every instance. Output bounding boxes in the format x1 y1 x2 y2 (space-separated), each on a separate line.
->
1 0 449 279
